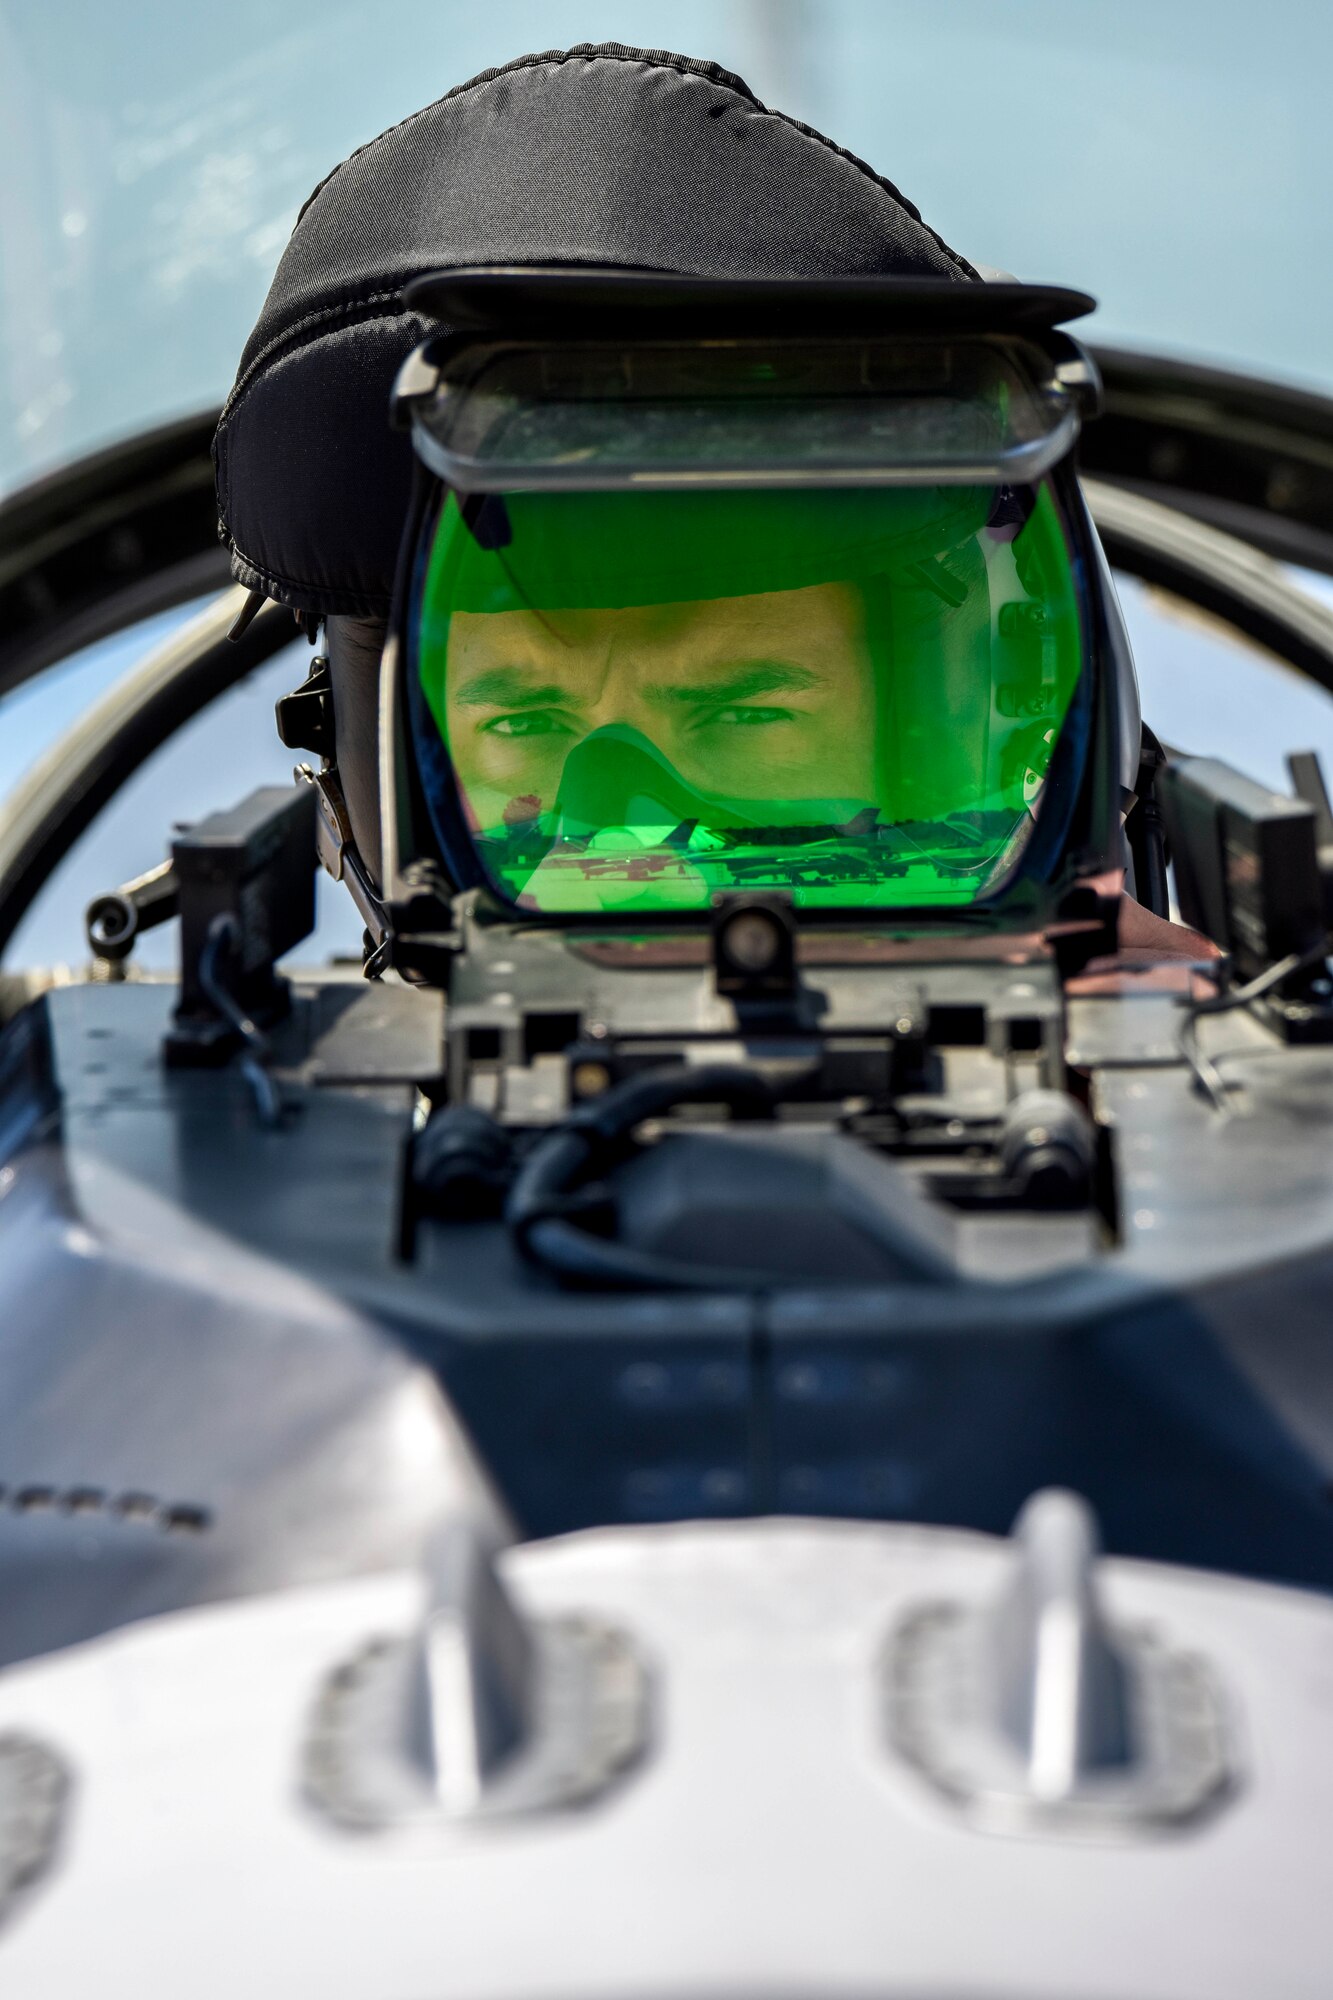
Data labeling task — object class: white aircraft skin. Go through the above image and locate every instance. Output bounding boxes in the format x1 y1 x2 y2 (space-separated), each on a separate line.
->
0 1515 1329 2000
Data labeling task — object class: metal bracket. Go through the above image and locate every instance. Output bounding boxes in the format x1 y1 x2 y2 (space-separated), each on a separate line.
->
295 762 354 883
86 858 179 965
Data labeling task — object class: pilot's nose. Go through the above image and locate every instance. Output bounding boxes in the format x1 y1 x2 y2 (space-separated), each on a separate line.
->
585 656 658 738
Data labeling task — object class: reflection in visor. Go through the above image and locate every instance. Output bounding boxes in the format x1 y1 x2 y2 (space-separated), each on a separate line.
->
412 484 1083 913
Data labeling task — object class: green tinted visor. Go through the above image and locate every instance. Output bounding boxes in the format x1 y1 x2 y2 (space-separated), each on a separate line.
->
406 337 1088 915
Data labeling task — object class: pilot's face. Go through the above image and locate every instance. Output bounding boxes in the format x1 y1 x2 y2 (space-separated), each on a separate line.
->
444 580 878 829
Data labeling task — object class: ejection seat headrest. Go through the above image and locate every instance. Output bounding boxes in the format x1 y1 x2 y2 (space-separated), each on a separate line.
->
213 43 977 621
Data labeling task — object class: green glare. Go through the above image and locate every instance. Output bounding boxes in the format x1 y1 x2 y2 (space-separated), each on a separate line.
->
416 483 1082 914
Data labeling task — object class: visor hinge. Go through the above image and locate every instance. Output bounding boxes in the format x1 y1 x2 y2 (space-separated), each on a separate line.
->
275 654 335 759
391 344 442 430
1049 333 1104 421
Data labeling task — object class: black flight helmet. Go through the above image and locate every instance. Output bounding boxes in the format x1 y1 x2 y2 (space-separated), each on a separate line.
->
213 47 1139 946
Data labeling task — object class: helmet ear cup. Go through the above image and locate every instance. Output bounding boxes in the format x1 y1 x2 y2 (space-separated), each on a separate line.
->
326 614 389 892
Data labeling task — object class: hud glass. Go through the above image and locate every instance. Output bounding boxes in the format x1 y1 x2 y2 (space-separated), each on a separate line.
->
406 335 1088 915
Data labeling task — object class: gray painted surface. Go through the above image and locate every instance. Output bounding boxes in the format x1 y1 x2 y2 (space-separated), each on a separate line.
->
3 966 1333 1617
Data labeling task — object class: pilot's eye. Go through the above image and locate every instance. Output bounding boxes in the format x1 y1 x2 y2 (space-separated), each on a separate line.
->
697 705 795 729
481 712 578 739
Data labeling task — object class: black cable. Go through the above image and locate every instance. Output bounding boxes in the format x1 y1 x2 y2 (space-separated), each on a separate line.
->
197 914 284 1129
506 1062 777 1290
1176 941 1331 1113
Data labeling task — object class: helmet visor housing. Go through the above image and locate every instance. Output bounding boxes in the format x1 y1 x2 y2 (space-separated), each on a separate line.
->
403 329 1094 917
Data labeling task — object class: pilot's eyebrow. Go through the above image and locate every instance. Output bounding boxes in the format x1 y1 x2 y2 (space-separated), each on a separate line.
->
453 668 588 710
643 663 822 708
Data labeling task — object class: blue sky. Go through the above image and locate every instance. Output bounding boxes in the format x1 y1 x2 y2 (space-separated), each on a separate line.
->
2 1 1332 493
